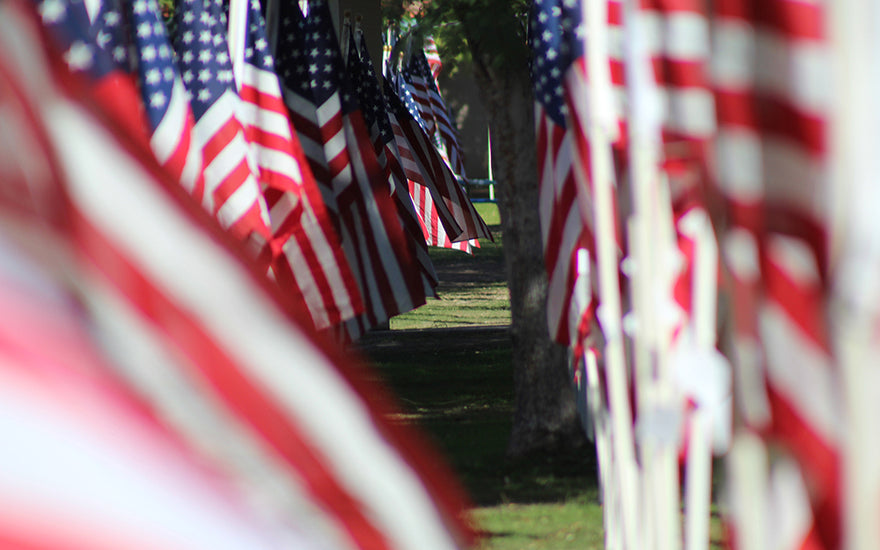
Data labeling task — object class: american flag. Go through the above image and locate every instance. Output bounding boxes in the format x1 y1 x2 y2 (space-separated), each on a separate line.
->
528 0 596 352
28 0 155 144
0 3 474 547
407 48 466 178
275 0 427 339
96 0 207 199
423 35 442 80
399 53 437 139
346 25 439 295
384 77 492 244
235 0 363 329
171 0 273 256
712 1 840 548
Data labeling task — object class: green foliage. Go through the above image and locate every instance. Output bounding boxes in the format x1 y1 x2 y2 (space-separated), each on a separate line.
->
383 0 531 78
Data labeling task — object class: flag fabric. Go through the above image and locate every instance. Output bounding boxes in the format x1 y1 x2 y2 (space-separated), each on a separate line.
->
97 0 207 198
275 0 428 339
528 0 596 353
171 0 274 257
711 1 840 548
29 0 155 149
384 77 492 243
235 0 364 329
345 24 439 295
407 48 466 178
423 35 442 79
0 4 474 548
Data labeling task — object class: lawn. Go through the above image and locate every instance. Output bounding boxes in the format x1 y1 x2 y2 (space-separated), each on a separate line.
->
359 202 727 550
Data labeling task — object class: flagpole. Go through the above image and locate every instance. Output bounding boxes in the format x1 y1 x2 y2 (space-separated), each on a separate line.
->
828 3 880 550
682 210 718 550
582 1 640 549
227 0 249 92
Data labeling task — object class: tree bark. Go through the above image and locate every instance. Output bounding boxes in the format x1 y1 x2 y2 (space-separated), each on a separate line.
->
468 43 584 458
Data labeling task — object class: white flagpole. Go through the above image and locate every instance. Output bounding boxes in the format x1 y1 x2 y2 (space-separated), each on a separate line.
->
622 1 683 548
681 210 718 550
828 3 880 550
585 348 621 550
581 1 640 548
227 0 249 93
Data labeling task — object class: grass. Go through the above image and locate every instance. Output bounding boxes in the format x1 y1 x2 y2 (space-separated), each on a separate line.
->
361 201 727 550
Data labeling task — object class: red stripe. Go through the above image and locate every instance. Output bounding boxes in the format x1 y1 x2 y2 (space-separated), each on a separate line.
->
75 212 393 550
200 118 241 167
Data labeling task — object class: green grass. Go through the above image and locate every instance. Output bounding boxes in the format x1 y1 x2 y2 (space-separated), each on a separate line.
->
363 200 728 549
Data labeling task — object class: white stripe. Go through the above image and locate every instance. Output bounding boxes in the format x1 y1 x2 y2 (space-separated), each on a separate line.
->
193 91 241 145
658 11 711 61
216 173 267 230
711 19 756 89
767 458 816 550
755 31 830 115
284 89 319 125
314 94 342 127
321 126 347 168
0 361 324 550
762 136 827 220
79 277 352 550
238 100 295 140
722 228 760 282
150 79 189 164
766 234 821 288
344 120 411 313
242 64 287 103
761 304 839 446
253 144 303 182
49 102 459 550
715 128 763 203
661 86 716 137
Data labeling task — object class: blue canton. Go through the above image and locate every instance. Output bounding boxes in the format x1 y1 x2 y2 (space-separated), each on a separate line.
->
33 0 119 81
528 0 583 127
243 0 274 71
126 0 180 130
172 0 236 120
346 30 394 145
274 0 311 100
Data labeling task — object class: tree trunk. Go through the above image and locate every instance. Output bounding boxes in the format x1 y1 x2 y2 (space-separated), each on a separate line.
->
469 50 584 458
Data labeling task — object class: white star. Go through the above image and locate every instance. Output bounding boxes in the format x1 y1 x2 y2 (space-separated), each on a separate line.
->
309 63 318 74
133 0 147 14
182 50 195 63
199 30 212 43
150 90 167 108
164 67 174 81
198 49 213 63
198 68 212 82
104 11 120 26
113 45 127 62
183 69 194 83
183 11 195 23
146 68 162 84
255 38 267 51
38 0 65 23
64 41 93 71
198 88 212 101
158 44 170 58
218 69 233 82
96 30 111 49
216 51 229 65
137 22 153 38
142 45 157 61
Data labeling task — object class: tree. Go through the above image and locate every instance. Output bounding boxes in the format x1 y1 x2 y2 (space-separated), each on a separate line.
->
388 0 586 458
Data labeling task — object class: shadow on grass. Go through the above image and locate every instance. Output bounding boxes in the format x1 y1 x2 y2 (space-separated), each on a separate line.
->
359 326 598 509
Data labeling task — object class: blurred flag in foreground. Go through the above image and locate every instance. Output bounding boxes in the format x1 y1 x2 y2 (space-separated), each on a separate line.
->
0 2 473 548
